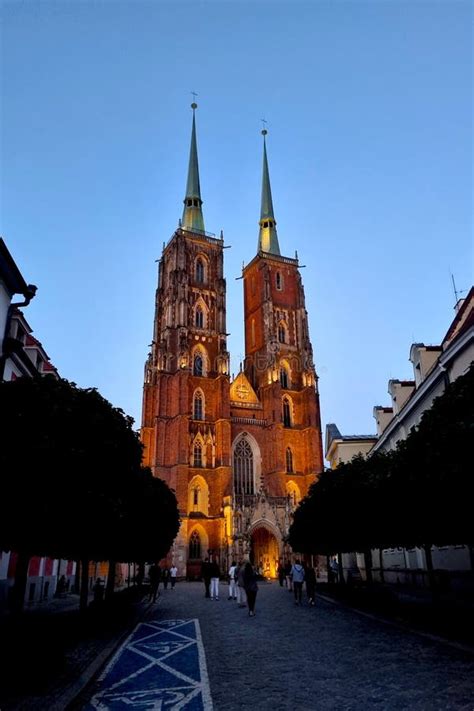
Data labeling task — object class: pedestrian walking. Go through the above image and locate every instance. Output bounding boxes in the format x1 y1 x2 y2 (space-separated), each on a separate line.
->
277 561 285 587
209 558 220 600
162 567 170 589
305 564 316 606
243 562 258 617
148 563 161 602
236 559 247 608
170 564 178 588
93 578 105 604
291 559 305 605
201 557 211 598
228 561 238 600
284 560 293 591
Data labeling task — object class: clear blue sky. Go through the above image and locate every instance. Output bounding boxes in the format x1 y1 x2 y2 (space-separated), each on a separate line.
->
1 1 472 457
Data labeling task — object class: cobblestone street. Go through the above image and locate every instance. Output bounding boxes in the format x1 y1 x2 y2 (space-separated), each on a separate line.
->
81 581 474 710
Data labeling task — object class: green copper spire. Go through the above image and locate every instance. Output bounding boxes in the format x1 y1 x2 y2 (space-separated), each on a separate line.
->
182 103 205 233
258 129 280 255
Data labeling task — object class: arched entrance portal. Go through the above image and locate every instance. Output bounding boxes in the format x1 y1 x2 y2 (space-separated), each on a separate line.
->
250 527 279 579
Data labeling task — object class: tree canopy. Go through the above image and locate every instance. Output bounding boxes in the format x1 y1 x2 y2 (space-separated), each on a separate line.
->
0 375 179 564
289 363 474 556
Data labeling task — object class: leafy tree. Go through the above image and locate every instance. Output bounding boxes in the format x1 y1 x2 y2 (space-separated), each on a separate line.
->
0 376 179 611
289 363 474 584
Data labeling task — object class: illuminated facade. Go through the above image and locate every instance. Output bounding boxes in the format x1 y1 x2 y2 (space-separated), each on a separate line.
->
141 107 323 578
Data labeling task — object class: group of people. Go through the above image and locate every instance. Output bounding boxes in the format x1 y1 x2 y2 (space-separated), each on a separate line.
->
148 557 317 613
147 563 178 603
277 559 317 606
201 558 259 616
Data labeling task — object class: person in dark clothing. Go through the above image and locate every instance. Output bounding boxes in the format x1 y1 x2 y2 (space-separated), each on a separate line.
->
201 557 211 598
243 562 258 617
305 564 316 606
284 561 293 591
162 567 170 589
277 561 285 587
148 563 161 603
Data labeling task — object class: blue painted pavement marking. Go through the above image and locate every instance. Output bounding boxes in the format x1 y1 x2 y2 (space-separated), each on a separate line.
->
83 618 213 710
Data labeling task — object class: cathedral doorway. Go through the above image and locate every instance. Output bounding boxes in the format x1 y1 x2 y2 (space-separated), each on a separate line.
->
249 526 279 579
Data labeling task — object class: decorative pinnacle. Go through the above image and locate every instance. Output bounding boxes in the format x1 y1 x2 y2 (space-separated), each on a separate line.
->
191 102 198 110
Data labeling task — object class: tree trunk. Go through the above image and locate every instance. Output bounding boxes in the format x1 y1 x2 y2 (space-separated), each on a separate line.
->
337 552 345 585
74 559 81 594
423 544 437 594
55 558 62 596
326 555 331 583
378 548 385 583
105 560 116 601
10 551 31 614
364 549 373 585
468 544 474 571
79 558 89 612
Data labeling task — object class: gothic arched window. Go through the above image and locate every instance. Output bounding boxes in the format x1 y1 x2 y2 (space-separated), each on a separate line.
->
278 322 287 344
276 271 283 290
193 442 203 467
193 391 203 420
196 258 204 283
233 438 255 495
286 447 294 473
282 397 292 428
193 486 200 508
189 531 201 559
195 306 204 329
193 354 203 377
280 366 289 390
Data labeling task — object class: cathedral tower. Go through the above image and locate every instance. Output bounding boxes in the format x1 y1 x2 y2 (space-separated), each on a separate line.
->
142 104 232 577
142 113 323 578
229 130 323 574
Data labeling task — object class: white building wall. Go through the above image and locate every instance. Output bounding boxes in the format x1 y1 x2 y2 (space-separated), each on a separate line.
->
448 343 474 381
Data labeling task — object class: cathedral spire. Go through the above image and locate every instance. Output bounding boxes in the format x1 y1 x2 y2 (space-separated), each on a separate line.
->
182 102 205 233
258 129 280 255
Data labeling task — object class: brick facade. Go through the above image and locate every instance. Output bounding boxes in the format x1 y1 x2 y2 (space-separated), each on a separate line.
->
141 117 323 578
141 227 323 578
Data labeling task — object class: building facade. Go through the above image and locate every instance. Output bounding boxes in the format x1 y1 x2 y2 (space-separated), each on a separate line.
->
370 288 474 584
141 109 323 578
325 288 473 586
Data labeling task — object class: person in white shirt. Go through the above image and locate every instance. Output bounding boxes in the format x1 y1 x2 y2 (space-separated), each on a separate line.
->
228 561 237 600
169 565 178 588
236 560 247 608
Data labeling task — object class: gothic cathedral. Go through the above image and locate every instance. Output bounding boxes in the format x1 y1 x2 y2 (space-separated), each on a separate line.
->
141 105 323 578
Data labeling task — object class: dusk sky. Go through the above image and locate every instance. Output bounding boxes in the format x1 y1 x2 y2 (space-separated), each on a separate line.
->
1 1 471 458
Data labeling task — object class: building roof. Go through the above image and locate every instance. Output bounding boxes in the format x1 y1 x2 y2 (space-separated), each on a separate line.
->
181 105 205 233
372 288 473 452
0 237 30 297
442 286 474 346
258 132 280 256
325 423 377 459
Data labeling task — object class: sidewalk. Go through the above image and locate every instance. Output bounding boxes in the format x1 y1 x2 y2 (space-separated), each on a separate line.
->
0 586 151 710
317 581 474 646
